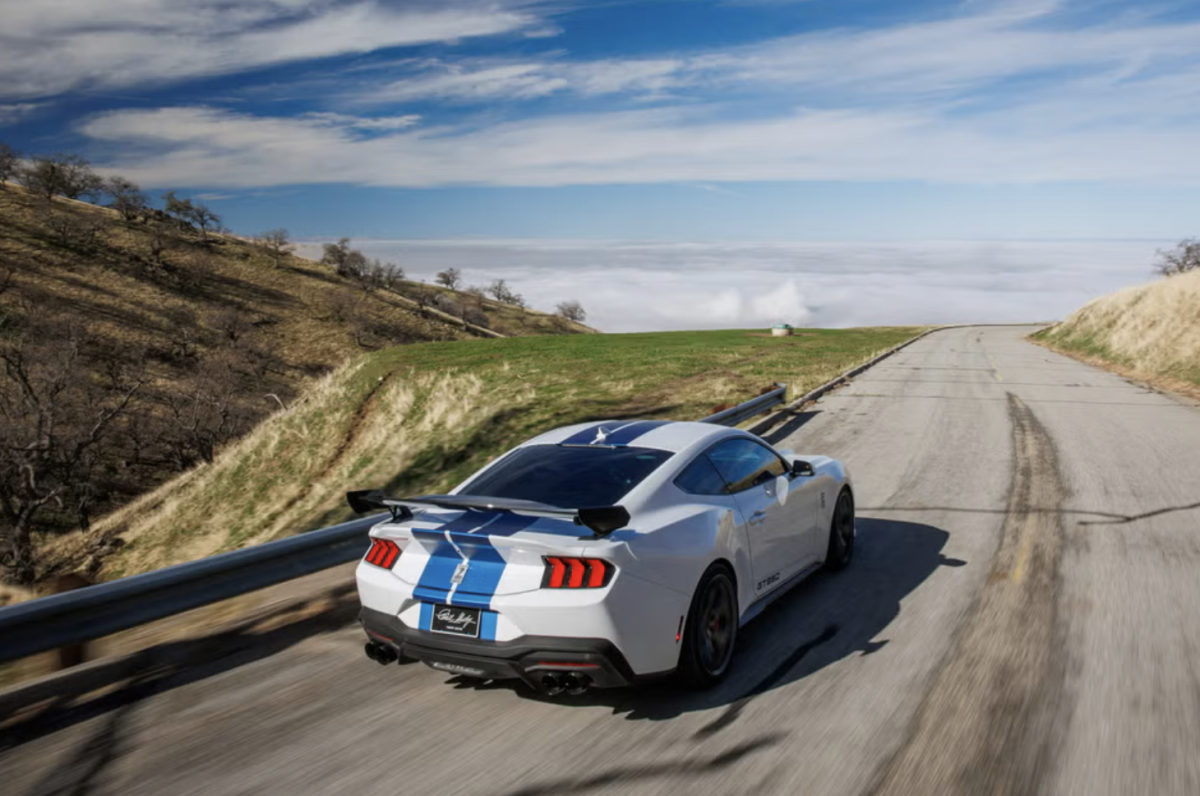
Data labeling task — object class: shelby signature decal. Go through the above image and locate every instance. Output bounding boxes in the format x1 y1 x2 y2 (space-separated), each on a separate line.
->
435 608 479 630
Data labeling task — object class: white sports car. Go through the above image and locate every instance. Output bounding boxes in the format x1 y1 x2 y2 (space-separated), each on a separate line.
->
349 419 854 694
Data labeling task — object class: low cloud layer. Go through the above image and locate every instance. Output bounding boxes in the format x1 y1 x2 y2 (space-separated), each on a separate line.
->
295 239 1162 332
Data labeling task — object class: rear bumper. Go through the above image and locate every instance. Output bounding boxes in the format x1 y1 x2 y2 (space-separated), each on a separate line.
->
360 607 660 689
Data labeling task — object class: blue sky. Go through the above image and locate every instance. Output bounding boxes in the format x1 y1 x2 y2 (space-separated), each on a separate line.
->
2 0 1198 328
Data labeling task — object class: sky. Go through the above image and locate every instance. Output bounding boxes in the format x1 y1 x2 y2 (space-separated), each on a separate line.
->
2 0 1198 330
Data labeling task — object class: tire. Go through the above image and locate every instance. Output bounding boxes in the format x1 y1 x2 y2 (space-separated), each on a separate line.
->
677 565 739 689
825 488 855 570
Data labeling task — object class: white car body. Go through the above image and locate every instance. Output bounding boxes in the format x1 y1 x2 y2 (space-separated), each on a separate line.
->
354 419 853 689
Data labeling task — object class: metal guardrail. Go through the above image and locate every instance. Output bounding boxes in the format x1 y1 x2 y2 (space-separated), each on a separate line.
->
0 385 787 666
700 382 786 427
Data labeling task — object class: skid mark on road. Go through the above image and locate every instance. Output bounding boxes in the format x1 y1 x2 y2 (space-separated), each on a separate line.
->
869 393 1072 796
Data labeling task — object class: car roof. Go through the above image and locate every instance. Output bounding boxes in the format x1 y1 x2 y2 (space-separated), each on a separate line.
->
522 419 745 455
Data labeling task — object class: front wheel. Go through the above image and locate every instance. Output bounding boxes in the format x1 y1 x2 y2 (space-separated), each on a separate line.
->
678 566 739 689
825 489 855 570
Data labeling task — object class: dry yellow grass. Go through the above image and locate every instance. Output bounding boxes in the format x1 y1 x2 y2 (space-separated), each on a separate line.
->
1035 269 1200 391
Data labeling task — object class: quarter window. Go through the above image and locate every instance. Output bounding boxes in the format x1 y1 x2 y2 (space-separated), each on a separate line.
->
705 438 788 494
674 454 729 496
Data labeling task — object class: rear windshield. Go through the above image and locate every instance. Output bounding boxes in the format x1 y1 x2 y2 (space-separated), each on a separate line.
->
461 444 673 507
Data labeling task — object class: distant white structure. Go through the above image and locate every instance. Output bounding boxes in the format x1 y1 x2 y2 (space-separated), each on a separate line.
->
771 323 794 337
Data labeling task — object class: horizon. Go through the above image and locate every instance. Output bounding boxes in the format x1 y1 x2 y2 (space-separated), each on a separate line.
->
3 0 1197 330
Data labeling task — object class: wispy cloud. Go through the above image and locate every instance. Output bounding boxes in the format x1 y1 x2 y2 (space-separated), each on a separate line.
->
0 0 546 100
0 102 44 126
75 1 1200 189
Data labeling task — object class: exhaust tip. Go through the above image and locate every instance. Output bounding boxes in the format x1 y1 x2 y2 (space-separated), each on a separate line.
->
563 673 592 695
539 673 565 696
364 641 398 666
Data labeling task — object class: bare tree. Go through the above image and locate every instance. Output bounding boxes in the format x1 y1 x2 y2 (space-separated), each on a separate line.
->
361 259 404 293
145 222 176 266
162 191 195 231
18 154 103 204
1154 239 1200 277
257 228 293 268
0 140 18 184
104 176 148 223
44 211 104 249
556 300 587 323
436 268 462 290
163 352 251 467
189 201 222 242
0 330 142 584
487 279 517 304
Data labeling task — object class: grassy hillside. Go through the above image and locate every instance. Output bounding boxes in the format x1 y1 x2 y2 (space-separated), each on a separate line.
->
49 326 924 579
0 183 587 583
1033 269 1200 395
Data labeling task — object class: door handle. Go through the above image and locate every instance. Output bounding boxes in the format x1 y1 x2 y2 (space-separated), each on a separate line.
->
749 510 768 526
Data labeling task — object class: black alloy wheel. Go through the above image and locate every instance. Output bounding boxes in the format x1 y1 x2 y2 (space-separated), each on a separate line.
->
679 567 738 688
826 489 855 570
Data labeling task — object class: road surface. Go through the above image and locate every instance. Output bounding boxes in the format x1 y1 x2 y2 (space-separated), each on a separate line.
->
4 325 1200 796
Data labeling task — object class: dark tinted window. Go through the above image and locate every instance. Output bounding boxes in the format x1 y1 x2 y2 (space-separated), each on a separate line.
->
674 455 729 496
462 445 672 507
706 438 787 494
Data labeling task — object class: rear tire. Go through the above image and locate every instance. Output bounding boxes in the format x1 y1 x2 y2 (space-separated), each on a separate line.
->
677 565 738 689
825 488 855 570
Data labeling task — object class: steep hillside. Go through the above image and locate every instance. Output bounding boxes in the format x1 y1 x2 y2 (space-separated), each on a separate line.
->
0 183 586 583
1034 269 1200 395
50 326 925 580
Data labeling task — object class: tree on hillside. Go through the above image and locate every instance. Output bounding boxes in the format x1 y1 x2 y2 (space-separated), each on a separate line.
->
0 141 18 184
1154 239 1200 277
104 176 148 223
363 259 404 292
163 191 195 231
257 228 293 268
189 201 222 242
556 300 587 323
436 267 462 290
487 278 517 304
321 237 369 279
45 211 104 249
18 154 103 204
0 328 142 584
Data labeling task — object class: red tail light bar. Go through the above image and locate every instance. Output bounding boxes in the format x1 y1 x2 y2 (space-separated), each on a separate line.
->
365 538 401 569
542 557 614 589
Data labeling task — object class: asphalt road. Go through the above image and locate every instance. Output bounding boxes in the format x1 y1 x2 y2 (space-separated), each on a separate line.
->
4 325 1200 796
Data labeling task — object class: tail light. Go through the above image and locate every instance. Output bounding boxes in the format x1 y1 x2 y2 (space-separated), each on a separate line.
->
541 557 614 589
365 538 401 569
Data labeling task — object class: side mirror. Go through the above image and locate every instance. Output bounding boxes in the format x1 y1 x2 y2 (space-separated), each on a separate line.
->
792 460 815 478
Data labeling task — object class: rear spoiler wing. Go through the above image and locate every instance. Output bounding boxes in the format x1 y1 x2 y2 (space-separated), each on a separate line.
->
345 490 630 538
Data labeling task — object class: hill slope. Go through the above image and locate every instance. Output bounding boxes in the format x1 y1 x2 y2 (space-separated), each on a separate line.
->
0 183 586 583
1034 270 1200 395
51 326 925 579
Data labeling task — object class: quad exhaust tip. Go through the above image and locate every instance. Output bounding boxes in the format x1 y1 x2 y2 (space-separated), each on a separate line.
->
364 641 399 666
537 672 592 696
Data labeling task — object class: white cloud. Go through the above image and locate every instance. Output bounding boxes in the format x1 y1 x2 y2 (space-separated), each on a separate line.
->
73 0 1200 189
295 238 1161 332
78 100 1200 188
0 0 543 100
0 102 44 126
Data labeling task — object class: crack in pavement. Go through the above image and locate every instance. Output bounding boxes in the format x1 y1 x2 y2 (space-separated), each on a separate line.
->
869 393 1073 796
